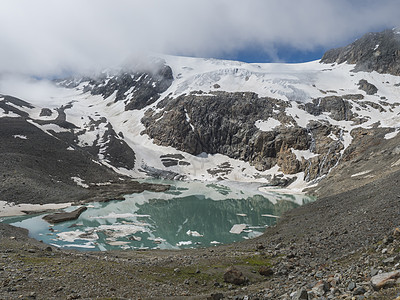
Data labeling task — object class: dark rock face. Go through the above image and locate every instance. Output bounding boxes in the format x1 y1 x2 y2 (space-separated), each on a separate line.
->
303 121 344 181
142 91 345 180
64 120 136 170
160 154 190 167
83 64 173 111
142 91 306 172
39 108 53 117
321 28 400 76
100 124 136 169
32 101 136 170
358 79 378 95
0 96 33 118
304 96 353 121
56 59 173 111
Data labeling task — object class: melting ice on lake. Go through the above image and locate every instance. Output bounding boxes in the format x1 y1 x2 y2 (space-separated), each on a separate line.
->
1 180 314 251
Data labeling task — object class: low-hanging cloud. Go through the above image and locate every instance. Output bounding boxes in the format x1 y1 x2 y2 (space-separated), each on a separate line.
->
0 0 399 76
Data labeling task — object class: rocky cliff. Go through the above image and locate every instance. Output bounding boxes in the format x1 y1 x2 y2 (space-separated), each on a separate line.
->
141 91 351 181
321 28 400 75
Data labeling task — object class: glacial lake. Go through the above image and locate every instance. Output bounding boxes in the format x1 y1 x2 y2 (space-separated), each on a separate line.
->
1 180 314 251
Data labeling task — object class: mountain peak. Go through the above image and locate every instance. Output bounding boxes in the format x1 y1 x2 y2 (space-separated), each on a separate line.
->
321 28 400 75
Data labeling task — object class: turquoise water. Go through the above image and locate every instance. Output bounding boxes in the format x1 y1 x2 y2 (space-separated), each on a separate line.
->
1 180 314 251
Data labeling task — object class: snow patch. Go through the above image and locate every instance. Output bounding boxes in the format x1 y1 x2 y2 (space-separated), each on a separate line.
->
107 241 130 246
229 224 247 234
291 149 318 160
91 212 150 219
351 170 372 177
261 214 280 218
0 108 20 118
255 118 281 131
0 201 71 217
384 130 399 140
13 135 27 140
186 230 203 237
184 108 195 131
391 158 400 167
176 241 192 246
57 230 99 243
71 176 89 188
62 242 96 249
97 224 148 238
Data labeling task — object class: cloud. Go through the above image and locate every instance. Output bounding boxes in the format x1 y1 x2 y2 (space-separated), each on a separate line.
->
0 0 399 76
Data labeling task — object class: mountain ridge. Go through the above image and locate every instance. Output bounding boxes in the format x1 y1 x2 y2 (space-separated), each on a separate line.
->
1 28 400 204
321 27 400 75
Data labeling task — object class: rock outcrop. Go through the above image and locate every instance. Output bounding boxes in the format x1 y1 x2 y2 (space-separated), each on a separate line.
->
304 96 354 121
321 28 400 76
57 60 173 111
43 207 88 224
142 91 345 180
358 79 378 95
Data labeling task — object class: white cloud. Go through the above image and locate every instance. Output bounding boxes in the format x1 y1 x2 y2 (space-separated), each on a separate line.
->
0 0 399 76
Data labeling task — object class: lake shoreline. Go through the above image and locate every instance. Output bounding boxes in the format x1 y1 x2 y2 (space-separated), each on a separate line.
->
2 180 312 251
1 169 400 299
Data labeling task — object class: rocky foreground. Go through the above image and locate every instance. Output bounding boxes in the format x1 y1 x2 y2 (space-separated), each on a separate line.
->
1 166 400 299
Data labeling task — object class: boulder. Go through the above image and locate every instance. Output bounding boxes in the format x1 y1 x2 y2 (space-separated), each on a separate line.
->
371 270 400 290
223 267 248 285
358 79 378 95
312 280 330 296
258 266 274 276
207 293 223 300
43 207 87 224
294 287 309 300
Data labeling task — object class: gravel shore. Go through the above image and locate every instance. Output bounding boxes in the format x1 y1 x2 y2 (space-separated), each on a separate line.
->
1 168 400 299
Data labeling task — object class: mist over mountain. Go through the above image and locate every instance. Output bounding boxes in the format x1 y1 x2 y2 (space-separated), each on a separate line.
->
1 1 400 76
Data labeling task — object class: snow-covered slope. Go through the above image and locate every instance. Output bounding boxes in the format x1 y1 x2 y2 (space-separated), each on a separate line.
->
1 30 400 195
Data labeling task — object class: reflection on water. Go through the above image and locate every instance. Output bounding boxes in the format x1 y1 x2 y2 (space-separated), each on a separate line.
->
1 180 314 251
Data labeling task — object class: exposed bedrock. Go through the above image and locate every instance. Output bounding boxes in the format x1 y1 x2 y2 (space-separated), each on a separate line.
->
321 28 400 76
142 92 345 180
87 65 172 111
358 79 378 95
304 96 354 121
56 60 173 111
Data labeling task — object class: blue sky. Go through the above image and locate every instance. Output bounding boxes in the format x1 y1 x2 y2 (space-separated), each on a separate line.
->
0 0 399 75
216 45 328 63
222 26 386 63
